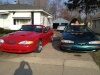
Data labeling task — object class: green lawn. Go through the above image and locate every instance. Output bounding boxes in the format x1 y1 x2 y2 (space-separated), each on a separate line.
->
90 35 100 68
90 51 100 67
0 34 6 55
0 34 5 37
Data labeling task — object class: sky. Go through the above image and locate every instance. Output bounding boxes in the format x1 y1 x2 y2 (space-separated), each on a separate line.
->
1 0 15 3
1 0 68 4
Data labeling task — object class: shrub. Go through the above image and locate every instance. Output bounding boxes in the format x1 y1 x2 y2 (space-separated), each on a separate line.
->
0 28 16 34
3 29 16 34
0 27 4 34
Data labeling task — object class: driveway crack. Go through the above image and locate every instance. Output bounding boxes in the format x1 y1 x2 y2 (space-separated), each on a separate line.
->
62 59 65 75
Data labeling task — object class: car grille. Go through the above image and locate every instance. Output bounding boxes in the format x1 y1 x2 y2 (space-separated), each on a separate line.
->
6 40 17 44
77 43 86 45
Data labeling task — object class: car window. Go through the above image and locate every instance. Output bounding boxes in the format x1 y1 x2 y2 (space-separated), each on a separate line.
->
46 26 51 31
44 26 51 32
19 25 42 33
65 25 90 33
35 26 42 33
20 25 35 31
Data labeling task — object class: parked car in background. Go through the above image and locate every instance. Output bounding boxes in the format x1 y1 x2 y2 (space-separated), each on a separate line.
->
0 25 54 53
60 24 100 52
57 23 68 31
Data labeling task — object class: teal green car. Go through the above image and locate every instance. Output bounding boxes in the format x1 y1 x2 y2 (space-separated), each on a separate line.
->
60 24 100 52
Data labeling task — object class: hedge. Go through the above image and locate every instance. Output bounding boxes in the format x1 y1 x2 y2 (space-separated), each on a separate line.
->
0 27 16 34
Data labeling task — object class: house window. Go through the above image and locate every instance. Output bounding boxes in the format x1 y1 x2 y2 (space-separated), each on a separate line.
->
13 19 31 25
14 19 16 25
13 12 15 15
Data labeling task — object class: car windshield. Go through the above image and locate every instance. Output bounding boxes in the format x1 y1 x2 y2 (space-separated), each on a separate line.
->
64 25 91 33
19 25 42 33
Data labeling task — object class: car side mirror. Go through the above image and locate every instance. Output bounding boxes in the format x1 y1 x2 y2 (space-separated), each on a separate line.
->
44 28 48 33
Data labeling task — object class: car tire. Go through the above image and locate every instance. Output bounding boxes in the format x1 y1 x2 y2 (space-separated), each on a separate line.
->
60 46 63 50
35 40 42 53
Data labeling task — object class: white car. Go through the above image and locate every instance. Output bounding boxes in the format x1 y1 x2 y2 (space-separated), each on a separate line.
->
57 24 67 31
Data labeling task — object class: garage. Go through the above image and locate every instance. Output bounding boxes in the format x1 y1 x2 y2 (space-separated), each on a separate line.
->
53 23 59 29
53 18 70 29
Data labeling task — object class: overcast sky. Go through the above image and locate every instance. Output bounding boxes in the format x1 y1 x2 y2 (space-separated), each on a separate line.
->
2 0 68 4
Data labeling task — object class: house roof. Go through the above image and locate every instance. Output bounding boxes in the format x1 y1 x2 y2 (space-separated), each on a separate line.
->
0 4 35 10
53 18 70 24
0 4 52 17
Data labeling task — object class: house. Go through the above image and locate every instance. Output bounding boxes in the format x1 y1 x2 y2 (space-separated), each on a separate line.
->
92 12 100 34
0 4 52 30
53 18 70 29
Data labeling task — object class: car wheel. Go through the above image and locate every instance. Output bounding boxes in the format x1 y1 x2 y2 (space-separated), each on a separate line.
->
36 40 42 53
60 46 62 50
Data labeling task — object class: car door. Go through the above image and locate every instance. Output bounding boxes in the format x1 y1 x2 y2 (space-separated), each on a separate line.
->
42 27 50 46
46 26 53 41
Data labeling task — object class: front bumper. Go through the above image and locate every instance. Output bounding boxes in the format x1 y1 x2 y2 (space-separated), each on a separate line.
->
60 43 100 52
0 44 37 53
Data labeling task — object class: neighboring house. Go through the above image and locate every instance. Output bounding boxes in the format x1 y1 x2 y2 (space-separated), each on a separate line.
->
92 12 100 34
0 4 52 30
53 18 70 29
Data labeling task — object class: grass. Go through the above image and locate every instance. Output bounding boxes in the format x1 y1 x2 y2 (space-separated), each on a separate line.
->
90 35 100 68
90 51 100 67
0 34 5 37
0 34 5 55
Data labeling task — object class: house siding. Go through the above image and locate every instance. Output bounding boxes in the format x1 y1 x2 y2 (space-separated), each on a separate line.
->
0 11 52 30
0 15 3 28
42 13 48 26
40 13 52 27
0 14 12 29
34 12 41 25
0 4 52 30
92 20 100 34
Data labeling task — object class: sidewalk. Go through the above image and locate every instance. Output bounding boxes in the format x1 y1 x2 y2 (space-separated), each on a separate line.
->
0 56 100 75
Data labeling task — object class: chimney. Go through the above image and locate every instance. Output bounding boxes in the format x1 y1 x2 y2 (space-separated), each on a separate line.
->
14 1 17 4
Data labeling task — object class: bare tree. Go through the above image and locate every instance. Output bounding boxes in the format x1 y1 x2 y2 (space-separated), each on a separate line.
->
59 7 72 21
4 1 10 5
18 0 50 10
64 0 100 22
33 0 50 10
18 0 33 5
48 0 62 19
48 1 57 19
0 0 3 5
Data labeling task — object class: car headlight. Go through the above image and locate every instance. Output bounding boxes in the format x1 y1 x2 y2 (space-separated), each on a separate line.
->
61 40 74 43
0 39 4 43
19 41 34 45
89 41 100 44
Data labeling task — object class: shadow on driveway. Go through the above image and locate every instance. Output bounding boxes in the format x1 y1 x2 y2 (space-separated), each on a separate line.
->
14 61 33 75
52 36 64 52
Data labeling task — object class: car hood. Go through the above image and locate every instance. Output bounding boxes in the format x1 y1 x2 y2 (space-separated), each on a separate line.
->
62 32 99 42
1 31 41 41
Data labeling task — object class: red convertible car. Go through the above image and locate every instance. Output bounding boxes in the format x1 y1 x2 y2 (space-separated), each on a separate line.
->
0 25 54 53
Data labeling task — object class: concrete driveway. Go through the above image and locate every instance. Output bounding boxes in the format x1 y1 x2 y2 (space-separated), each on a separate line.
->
0 31 100 75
